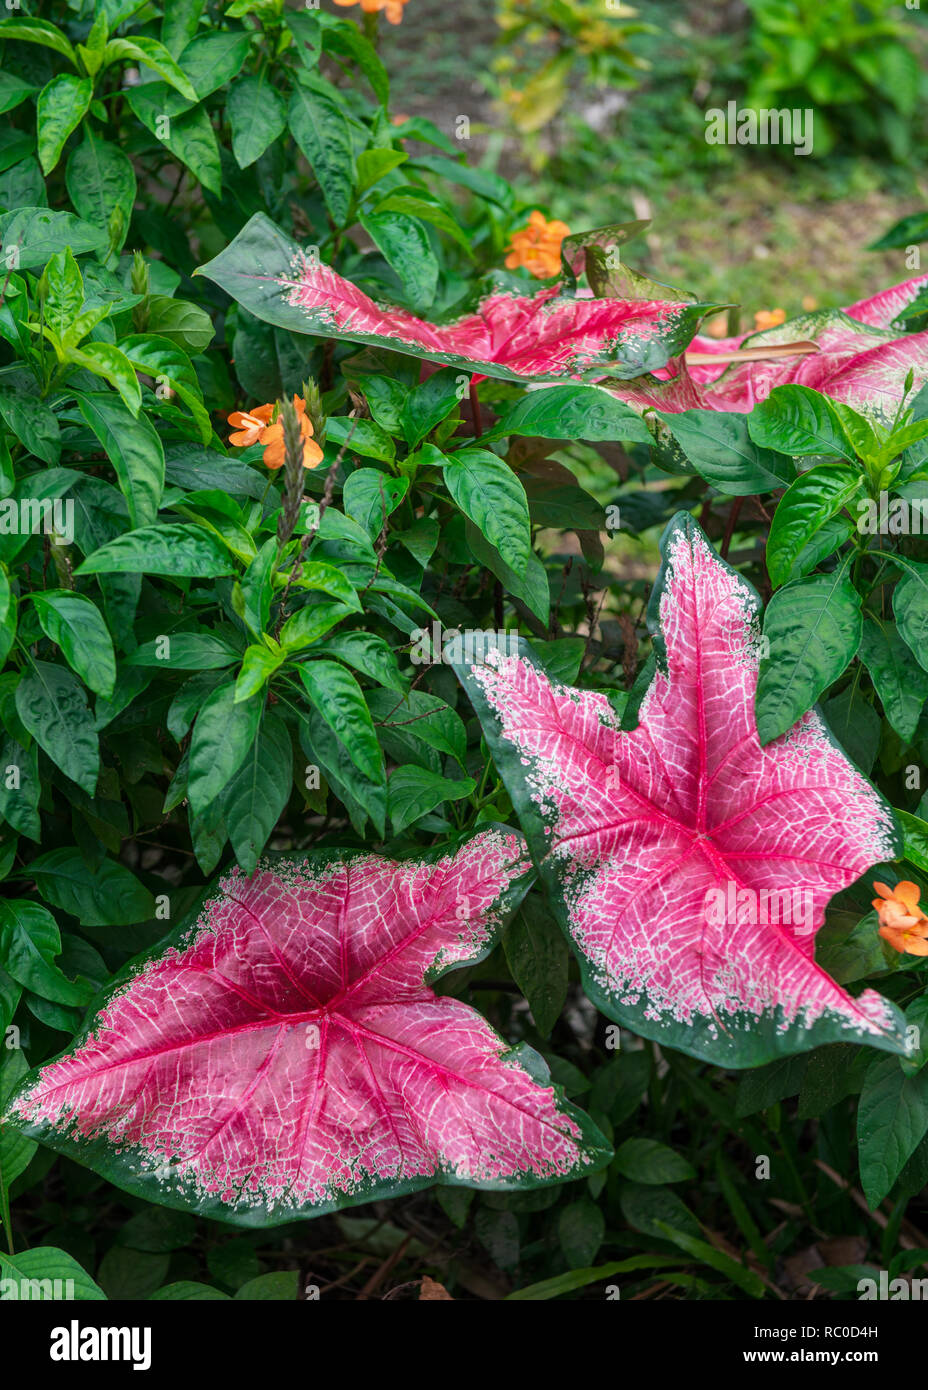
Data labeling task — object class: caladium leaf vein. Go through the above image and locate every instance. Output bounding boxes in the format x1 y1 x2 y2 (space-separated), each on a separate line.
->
452 514 907 1066
4 829 609 1222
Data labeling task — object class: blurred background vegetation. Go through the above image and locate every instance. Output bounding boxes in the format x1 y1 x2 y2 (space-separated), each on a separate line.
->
382 0 928 323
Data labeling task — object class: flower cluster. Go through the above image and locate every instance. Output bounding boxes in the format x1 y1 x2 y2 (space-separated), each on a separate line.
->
504 211 571 280
872 880 928 957
227 395 324 471
333 0 410 23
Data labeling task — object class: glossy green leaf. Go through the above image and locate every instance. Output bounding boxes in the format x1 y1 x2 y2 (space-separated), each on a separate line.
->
766 464 863 589
298 660 383 783
32 590 116 699
442 448 531 578
756 569 862 745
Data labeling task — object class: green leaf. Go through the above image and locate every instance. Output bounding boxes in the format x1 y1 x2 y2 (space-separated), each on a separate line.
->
0 17 78 66
0 1049 36 1203
97 1246 169 1300
288 76 354 226
558 1198 605 1268
0 736 39 841
161 0 205 58
222 713 292 875
234 1271 299 1301
325 415 395 463
400 366 464 449
15 661 98 794
356 147 408 194
143 295 214 352
442 448 531 578
234 644 284 701
0 389 59 464
0 900 93 1006
0 73 37 117
298 660 382 783
28 848 155 927
0 1247 105 1301
42 247 83 338
858 1057 928 1209
0 207 106 269
292 560 363 611
118 1208 196 1253
503 896 568 1038
821 684 880 775
766 464 863 589
755 568 862 744
103 36 198 102
614 1138 696 1185
662 409 796 496
483 382 651 446
76 524 234 578
361 211 438 314
278 600 353 652
342 469 408 538
177 31 251 100
227 72 287 169
188 683 262 815
312 631 405 693
66 133 136 249
366 687 465 766
77 394 164 527
119 333 210 443
151 1282 230 1300
896 810 928 876
464 520 550 626
126 86 221 195
893 560 928 674
748 384 856 461
507 1254 680 1301
784 513 854 583
32 590 116 699
36 75 93 175
653 1220 765 1298
860 617 928 742
66 343 142 416
318 12 388 104
386 765 474 834
368 190 473 257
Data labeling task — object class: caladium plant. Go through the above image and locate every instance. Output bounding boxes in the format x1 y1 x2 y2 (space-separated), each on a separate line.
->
613 275 928 420
2 829 610 1226
195 212 720 384
451 514 909 1067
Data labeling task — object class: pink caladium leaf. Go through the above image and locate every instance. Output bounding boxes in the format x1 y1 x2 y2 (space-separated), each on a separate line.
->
195 213 719 384
3 830 609 1225
612 275 928 420
450 515 909 1067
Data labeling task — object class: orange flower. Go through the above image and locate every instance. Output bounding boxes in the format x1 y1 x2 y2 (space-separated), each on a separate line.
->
873 880 928 956
753 307 787 332
333 0 410 23
504 211 571 280
227 396 324 471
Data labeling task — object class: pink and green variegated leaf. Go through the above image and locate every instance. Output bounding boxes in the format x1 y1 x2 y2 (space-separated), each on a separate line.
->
3 830 610 1226
612 277 928 421
450 515 908 1068
195 212 719 384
